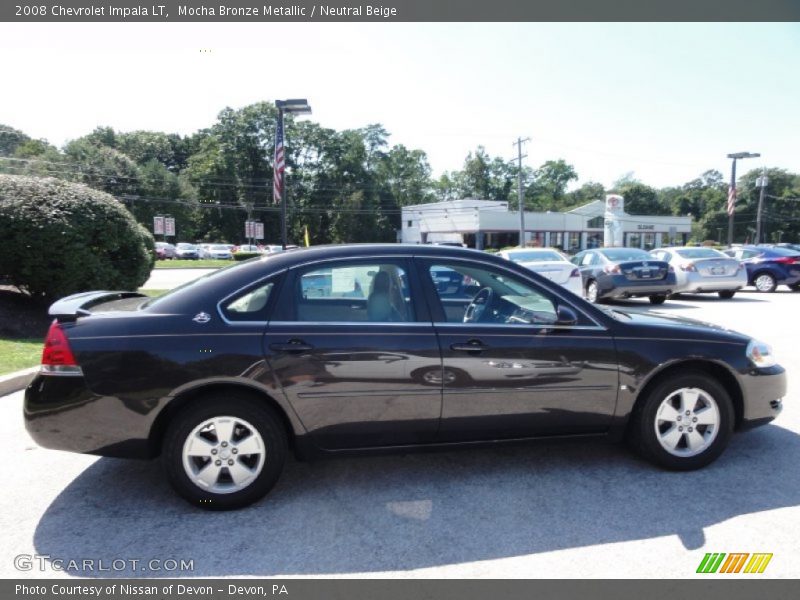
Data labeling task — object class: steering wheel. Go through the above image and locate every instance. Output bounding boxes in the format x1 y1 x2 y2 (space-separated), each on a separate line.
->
463 287 494 323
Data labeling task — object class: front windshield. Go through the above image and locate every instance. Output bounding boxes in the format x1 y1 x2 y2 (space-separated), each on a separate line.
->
601 248 650 262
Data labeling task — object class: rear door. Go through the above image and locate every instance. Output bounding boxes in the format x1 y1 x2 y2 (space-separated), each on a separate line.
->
264 257 442 450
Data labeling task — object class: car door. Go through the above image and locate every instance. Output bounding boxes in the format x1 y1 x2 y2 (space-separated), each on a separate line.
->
417 257 619 442
264 257 442 450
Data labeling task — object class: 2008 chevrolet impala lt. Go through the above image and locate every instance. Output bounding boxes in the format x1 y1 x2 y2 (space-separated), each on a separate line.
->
24 245 786 509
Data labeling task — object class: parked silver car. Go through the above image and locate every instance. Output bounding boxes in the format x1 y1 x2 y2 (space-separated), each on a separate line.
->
649 246 746 299
496 247 583 297
200 244 233 260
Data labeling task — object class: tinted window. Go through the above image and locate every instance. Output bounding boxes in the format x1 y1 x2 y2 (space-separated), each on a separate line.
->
296 263 413 323
765 247 800 257
429 263 556 325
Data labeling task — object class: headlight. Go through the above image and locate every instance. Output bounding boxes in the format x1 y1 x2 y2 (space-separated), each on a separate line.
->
746 339 777 368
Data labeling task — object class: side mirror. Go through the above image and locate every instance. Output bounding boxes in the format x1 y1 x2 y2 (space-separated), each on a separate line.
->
555 305 578 326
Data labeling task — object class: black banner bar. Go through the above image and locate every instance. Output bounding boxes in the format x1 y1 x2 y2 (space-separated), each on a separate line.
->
5 580 800 600
3 0 800 22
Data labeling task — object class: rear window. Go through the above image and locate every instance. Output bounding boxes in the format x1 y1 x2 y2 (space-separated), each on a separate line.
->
675 248 726 259
506 250 564 262
600 248 650 262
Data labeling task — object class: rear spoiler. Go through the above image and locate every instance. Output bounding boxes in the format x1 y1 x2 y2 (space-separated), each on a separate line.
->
49 291 147 321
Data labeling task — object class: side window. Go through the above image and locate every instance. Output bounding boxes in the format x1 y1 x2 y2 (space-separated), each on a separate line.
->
429 263 557 325
571 253 584 266
295 263 413 323
581 252 596 266
221 281 275 322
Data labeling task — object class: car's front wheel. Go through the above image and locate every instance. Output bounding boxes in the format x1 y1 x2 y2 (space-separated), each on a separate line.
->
649 294 667 305
629 372 734 470
718 290 736 299
162 393 287 510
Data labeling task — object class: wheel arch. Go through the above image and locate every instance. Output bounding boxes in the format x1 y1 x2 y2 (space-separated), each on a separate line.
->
627 359 745 432
148 380 303 457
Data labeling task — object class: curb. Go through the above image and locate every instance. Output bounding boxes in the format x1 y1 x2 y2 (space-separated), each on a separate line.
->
0 366 37 397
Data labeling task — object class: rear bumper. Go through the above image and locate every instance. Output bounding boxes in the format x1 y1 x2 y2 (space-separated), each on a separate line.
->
602 275 675 298
739 365 786 430
676 272 748 294
24 374 154 458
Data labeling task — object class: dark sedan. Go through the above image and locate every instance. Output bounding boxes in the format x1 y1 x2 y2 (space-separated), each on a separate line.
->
25 245 785 510
571 247 677 304
724 245 800 292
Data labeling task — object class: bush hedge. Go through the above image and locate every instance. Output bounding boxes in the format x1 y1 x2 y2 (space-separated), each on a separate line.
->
0 175 155 301
233 252 261 261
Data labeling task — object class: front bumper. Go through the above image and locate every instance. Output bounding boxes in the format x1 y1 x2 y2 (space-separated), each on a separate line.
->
24 374 156 458
739 365 786 430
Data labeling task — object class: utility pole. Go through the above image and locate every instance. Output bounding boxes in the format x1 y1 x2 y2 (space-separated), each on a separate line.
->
726 152 759 247
513 136 530 247
755 169 768 245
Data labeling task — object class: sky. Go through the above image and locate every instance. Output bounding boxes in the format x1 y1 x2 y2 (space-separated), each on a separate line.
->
1 22 799 190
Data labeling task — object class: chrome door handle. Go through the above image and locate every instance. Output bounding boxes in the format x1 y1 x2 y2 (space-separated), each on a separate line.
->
269 339 314 353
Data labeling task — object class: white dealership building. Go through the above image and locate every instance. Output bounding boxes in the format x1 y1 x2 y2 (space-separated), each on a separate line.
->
400 196 693 252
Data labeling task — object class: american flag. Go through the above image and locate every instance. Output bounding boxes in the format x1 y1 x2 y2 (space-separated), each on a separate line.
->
273 117 284 204
727 184 736 216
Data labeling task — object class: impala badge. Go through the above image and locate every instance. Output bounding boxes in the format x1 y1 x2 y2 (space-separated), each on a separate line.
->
193 312 211 324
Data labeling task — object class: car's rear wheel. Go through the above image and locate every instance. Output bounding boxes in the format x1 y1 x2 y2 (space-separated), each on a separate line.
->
586 280 600 303
162 393 287 510
753 272 777 293
649 294 667 305
629 372 734 470
789 283 800 292
718 290 736 299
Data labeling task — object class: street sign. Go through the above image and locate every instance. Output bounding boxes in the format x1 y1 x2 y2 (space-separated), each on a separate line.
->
153 216 164 235
165 217 175 237
245 221 254 238
255 222 264 240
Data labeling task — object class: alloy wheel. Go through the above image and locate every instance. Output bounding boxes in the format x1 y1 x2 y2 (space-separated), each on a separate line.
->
654 387 720 457
181 416 266 494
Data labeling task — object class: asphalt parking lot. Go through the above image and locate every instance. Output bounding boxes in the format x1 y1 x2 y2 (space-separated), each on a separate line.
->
2 290 798 579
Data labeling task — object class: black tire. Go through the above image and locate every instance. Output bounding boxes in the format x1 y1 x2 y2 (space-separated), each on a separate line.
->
162 392 288 510
718 290 736 299
628 371 734 471
790 283 800 292
586 280 600 303
649 294 667 305
752 271 777 293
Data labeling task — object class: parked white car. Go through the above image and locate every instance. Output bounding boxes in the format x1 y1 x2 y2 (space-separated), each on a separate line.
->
496 248 583 297
201 244 233 260
649 246 747 299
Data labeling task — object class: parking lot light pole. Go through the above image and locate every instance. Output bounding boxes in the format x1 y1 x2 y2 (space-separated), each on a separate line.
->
726 152 760 247
275 99 312 249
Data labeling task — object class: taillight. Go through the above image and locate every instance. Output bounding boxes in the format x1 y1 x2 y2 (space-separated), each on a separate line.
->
41 320 82 376
680 262 697 272
570 268 580 277
604 264 621 274
773 257 799 265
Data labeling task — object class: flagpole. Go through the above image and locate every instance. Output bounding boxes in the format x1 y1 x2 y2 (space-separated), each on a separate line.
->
278 106 288 250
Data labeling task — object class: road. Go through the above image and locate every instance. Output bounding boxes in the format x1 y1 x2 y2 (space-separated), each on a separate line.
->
141 268 215 290
2 291 798 578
